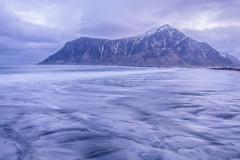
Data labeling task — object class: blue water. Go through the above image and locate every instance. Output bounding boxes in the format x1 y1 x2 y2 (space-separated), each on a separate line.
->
0 65 240 160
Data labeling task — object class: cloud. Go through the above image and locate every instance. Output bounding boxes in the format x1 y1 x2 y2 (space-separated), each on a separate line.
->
0 4 73 43
0 0 239 64
152 0 240 30
0 1 80 64
0 37 64 64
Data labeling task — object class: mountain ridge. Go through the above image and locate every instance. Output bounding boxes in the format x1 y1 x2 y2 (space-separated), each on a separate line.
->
39 24 240 67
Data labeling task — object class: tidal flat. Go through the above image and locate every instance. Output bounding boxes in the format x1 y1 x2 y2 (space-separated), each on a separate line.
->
0 65 240 160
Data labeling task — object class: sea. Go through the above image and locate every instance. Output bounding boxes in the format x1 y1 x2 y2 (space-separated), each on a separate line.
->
0 65 240 160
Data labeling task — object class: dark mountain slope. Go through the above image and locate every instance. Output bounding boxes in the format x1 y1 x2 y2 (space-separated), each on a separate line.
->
39 25 239 66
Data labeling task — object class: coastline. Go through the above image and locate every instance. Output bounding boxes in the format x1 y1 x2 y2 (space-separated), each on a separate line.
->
211 66 240 71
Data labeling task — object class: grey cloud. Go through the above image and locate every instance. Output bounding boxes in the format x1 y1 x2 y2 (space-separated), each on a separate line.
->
0 0 239 64
0 4 72 43
0 2 78 64
78 20 145 39
152 0 240 27
0 38 64 64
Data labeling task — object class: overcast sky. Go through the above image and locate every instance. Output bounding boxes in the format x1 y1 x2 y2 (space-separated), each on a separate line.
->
0 0 240 64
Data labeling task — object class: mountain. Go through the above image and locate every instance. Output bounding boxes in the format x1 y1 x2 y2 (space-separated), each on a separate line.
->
219 52 240 66
39 25 240 67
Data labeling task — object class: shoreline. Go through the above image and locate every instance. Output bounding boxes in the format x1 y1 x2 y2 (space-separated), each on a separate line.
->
211 66 240 71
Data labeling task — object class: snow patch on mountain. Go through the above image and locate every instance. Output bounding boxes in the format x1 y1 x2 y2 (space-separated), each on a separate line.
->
219 52 240 66
134 24 172 38
219 52 228 58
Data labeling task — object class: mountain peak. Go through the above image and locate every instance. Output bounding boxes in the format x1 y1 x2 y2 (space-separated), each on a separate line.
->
151 24 172 30
135 24 174 38
160 24 172 28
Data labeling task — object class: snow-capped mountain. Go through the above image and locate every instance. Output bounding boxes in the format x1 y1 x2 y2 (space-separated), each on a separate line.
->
39 25 240 66
219 52 240 66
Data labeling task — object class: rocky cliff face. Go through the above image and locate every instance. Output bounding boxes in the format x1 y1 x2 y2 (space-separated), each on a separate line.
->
39 25 239 66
